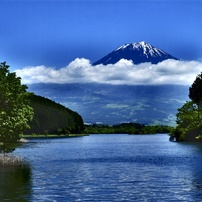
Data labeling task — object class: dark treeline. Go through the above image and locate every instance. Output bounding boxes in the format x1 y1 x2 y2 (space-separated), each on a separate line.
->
25 94 84 135
84 123 173 134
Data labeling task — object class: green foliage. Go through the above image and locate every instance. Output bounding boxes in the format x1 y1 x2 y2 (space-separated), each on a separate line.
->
189 73 202 128
0 62 33 145
113 123 145 134
172 72 202 141
25 94 84 135
84 123 173 134
176 101 199 138
173 101 202 141
189 72 202 104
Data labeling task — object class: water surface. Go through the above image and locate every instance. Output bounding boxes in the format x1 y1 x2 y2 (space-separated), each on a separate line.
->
3 134 202 201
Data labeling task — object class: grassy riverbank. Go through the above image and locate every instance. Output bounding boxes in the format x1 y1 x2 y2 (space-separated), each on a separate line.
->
21 134 87 139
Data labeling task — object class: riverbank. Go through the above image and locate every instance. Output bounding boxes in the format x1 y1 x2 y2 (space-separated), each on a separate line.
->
21 134 87 139
0 154 26 166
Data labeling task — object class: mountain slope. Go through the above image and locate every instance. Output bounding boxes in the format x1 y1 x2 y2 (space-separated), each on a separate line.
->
28 83 189 126
93 41 178 65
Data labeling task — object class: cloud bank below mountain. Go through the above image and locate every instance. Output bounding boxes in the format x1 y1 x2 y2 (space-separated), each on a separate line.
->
15 58 202 85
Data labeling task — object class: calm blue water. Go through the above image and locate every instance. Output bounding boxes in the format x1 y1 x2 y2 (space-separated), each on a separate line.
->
2 134 202 201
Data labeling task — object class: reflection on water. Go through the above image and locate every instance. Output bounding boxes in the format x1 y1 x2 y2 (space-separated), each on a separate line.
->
7 134 202 201
0 165 32 201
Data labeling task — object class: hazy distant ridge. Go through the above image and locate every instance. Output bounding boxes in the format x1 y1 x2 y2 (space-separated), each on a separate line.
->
28 83 188 126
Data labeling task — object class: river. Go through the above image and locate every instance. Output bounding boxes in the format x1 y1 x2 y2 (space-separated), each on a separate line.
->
1 134 202 201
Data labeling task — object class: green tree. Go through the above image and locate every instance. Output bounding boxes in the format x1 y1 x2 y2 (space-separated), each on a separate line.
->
171 72 202 141
0 62 33 145
172 101 199 141
189 72 202 126
189 72 202 104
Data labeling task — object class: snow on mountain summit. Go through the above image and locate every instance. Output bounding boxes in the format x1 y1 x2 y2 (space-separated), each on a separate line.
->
93 41 178 65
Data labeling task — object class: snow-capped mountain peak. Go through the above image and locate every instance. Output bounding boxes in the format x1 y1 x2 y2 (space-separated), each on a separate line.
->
93 41 178 65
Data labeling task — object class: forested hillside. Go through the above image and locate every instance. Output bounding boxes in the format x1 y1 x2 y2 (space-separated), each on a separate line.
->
25 94 84 135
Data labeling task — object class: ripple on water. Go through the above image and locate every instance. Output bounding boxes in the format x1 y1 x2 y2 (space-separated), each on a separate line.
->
12 134 202 201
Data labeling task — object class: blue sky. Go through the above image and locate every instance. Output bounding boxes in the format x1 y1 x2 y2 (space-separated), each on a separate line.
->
1 0 202 72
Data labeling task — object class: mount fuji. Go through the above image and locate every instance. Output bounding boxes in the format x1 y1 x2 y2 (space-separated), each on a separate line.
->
27 42 187 126
93 41 178 65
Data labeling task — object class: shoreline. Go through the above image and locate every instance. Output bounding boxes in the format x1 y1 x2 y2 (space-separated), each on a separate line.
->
21 134 88 139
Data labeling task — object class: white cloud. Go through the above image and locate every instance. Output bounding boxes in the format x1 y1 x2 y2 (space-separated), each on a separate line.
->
15 58 202 85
